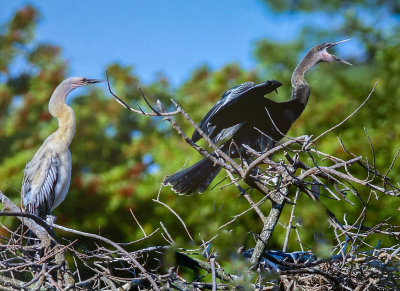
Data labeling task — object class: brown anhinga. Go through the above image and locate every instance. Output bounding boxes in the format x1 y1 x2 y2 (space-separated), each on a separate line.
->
22 77 102 221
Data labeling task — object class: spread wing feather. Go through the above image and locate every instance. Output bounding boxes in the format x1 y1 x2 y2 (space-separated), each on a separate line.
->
208 80 282 127
191 80 282 143
191 82 255 143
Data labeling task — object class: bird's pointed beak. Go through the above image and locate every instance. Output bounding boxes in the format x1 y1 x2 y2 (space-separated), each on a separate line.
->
85 78 104 84
329 38 352 48
331 55 352 66
327 39 352 66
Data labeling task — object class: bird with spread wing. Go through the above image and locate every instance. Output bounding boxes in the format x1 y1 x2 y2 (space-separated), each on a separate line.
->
163 40 351 195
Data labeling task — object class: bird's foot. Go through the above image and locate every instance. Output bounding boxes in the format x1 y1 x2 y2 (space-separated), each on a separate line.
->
46 215 56 225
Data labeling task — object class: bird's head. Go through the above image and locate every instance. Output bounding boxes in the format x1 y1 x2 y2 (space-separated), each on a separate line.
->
49 77 104 117
67 77 104 89
313 39 352 65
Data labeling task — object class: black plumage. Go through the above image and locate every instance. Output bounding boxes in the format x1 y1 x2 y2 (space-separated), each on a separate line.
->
163 40 351 195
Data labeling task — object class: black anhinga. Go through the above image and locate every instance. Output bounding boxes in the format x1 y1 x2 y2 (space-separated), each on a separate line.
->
163 40 351 195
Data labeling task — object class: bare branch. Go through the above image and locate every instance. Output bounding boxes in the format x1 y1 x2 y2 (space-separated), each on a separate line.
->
312 80 378 144
152 198 194 241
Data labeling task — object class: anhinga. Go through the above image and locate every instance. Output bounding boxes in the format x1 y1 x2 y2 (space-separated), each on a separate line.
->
22 77 102 221
163 40 351 195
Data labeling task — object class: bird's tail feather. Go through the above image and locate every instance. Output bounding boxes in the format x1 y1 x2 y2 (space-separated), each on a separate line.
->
163 158 221 195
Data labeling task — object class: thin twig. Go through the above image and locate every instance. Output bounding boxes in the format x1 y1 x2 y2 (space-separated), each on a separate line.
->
129 208 146 237
312 81 377 144
152 199 193 241
383 146 400 185
283 189 299 252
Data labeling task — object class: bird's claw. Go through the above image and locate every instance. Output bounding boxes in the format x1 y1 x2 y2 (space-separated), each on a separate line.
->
46 215 56 225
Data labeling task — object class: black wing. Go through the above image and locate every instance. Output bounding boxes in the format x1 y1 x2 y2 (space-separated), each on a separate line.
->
191 81 255 143
208 80 282 129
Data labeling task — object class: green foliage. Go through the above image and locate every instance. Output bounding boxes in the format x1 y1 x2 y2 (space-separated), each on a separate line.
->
0 3 399 272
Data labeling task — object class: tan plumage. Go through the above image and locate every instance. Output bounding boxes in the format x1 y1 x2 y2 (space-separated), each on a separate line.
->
22 77 102 220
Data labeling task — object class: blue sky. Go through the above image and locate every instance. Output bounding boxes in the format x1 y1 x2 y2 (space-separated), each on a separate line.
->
2 1 332 85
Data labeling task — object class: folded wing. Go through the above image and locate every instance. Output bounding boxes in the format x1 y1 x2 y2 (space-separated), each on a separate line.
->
22 150 59 219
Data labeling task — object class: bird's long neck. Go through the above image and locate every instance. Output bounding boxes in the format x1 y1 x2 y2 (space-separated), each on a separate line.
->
290 50 319 105
48 84 76 148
